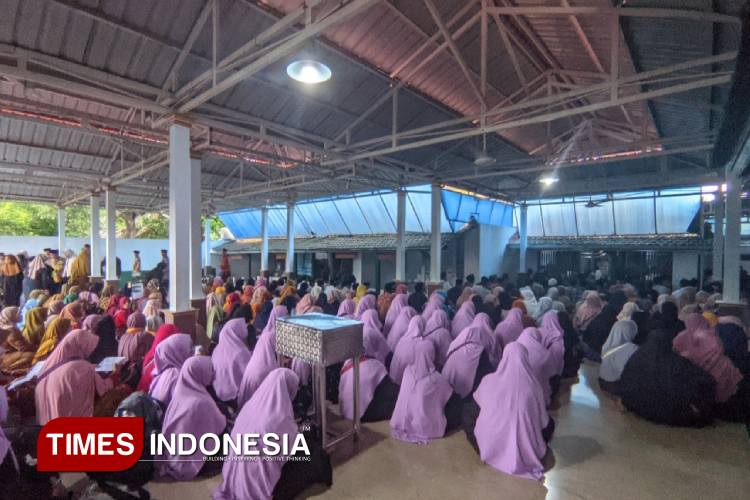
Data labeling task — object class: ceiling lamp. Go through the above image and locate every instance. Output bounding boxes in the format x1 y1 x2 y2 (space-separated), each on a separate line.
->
286 60 332 84
539 175 559 186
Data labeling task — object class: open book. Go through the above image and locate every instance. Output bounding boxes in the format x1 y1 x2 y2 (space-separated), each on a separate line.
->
95 356 128 373
7 361 45 391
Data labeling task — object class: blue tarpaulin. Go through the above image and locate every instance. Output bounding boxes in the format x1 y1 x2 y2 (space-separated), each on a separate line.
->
219 185 514 239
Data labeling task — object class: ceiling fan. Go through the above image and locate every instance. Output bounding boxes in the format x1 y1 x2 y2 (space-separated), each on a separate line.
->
583 194 612 208
473 133 496 167
584 199 603 208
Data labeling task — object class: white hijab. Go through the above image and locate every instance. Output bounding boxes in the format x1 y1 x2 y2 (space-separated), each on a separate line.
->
600 320 639 382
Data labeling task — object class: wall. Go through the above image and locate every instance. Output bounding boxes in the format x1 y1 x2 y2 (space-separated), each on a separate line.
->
463 227 480 279
463 224 516 279
500 248 540 278
0 235 169 271
406 250 428 282
478 224 516 277
353 250 436 285
672 251 700 289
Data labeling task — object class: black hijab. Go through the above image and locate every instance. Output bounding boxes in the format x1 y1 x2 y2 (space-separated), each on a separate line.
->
230 304 257 351
253 301 274 332
408 291 428 313
619 329 716 427
648 301 684 338
631 310 650 345
88 315 119 364
557 311 583 378
212 304 254 345
322 296 339 316
498 291 513 311
479 303 502 329
583 304 618 354
230 304 253 323
716 323 750 376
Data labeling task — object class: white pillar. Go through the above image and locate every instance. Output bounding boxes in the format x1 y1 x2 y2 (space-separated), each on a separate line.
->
430 183 441 283
56 207 66 253
168 119 192 311
712 195 724 283
285 202 295 275
519 203 528 274
190 157 203 299
723 172 742 303
260 206 269 274
353 252 363 283
203 217 212 267
90 195 101 278
395 189 406 282
104 189 117 280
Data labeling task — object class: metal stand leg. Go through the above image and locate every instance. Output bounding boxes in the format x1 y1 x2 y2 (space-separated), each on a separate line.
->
317 363 327 449
310 366 319 428
352 356 361 440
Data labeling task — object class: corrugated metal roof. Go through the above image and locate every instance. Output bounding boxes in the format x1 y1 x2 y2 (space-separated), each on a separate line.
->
216 231 458 254
0 0 743 211
507 233 711 250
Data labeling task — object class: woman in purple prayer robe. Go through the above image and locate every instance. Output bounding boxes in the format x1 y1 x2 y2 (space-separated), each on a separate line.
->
213 368 332 500
157 356 226 480
462 343 554 481
389 341 455 444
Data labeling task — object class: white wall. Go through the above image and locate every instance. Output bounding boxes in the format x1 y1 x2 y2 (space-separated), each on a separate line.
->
463 227 480 279
209 252 250 278
353 252 364 283
464 224 515 279
672 251 699 289
478 224 516 277
0 235 169 271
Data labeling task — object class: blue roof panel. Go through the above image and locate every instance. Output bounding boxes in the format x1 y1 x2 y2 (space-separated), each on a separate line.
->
219 185 510 239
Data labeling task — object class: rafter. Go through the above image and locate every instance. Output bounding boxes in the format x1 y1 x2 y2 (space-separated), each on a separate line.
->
423 0 486 108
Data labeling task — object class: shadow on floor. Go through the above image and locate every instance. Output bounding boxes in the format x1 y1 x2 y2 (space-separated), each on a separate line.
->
549 435 604 468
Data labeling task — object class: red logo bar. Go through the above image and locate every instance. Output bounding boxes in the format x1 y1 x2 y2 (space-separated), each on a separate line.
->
37 417 144 472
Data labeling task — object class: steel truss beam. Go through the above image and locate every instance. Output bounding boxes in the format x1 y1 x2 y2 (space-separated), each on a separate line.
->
174 0 377 114
487 6 740 25
321 53 735 164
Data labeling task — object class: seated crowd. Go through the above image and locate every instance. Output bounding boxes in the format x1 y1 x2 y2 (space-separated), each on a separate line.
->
1 258 749 498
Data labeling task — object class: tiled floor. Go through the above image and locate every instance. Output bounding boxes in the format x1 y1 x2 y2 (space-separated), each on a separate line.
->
64 363 750 499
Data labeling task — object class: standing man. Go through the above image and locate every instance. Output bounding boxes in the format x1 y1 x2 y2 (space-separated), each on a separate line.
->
161 249 169 283
69 244 91 287
48 250 64 294
132 250 141 278
220 248 231 281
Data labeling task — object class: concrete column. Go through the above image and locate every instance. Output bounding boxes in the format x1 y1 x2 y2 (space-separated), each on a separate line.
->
260 206 269 274
723 173 742 303
395 189 406 282
90 195 101 278
285 202 295 275
519 203 528 274
712 195 724 283
168 119 192 312
353 252 363 283
203 218 212 267
56 207 66 253
190 157 203 299
104 189 117 281
430 183 442 284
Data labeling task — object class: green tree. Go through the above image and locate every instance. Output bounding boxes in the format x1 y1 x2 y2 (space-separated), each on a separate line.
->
135 213 169 239
0 201 172 239
206 215 226 240
65 206 93 237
